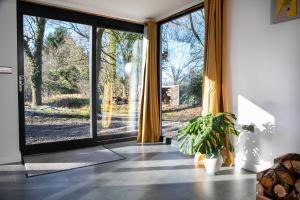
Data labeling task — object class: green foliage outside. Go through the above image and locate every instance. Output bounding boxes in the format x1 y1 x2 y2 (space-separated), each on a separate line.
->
161 9 205 124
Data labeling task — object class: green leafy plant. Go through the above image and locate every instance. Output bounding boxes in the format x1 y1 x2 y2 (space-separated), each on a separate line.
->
177 112 240 156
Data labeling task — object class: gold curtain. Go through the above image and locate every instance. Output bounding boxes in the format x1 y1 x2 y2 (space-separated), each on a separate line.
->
202 0 232 166
137 21 160 143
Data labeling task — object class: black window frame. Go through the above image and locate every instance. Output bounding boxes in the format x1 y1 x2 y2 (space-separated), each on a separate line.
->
157 3 204 137
17 1 144 155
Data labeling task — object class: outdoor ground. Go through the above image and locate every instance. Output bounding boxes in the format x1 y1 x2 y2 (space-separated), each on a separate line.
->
25 102 202 145
162 105 202 138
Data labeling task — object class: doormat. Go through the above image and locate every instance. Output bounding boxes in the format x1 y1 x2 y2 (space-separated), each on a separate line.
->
24 146 125 177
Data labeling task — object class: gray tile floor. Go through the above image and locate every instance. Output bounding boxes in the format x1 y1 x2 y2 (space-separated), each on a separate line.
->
0 141 256 200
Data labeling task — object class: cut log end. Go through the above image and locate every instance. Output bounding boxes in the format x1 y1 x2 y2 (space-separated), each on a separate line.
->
274 183 289 198
256 182 264 195
261 169 276 188
274 163 295 185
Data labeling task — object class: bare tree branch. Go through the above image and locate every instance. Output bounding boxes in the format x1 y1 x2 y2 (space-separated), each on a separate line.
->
101 49 116 62
189 14 204 48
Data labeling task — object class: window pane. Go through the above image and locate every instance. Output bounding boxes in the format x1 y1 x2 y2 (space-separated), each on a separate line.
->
160 9 205 138
23 15 92 145
96 28 143 137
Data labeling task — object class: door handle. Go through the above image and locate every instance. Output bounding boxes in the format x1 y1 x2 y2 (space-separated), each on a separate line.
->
18 75 24 92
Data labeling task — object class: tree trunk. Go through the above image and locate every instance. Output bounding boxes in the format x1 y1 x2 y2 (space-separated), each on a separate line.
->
96 28 104 113
122 82 127 99
23 17 46 106
102 82 113 128
32 18 46 105
101 30 116 128
31 85 42 106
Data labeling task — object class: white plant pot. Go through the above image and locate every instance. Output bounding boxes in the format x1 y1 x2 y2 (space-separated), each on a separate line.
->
203 155 223 175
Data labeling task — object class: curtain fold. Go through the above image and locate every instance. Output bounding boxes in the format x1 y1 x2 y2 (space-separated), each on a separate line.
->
137 21 160 143
202 0 232 166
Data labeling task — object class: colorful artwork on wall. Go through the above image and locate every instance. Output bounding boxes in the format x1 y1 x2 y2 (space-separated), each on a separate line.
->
272 0 300 23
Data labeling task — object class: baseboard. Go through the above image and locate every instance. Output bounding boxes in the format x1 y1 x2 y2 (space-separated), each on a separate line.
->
234 157 273 173
0 153 21 164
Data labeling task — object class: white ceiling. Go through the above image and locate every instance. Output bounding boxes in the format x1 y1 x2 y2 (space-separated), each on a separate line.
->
24 0 202 23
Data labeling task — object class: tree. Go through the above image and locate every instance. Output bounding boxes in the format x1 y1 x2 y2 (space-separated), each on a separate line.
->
61 24 142 113
161 9 205 102
44 27 66 54
95 28 104 113
43 27 89 95
23 17 47 105
101 30 117 128
110 31 142 98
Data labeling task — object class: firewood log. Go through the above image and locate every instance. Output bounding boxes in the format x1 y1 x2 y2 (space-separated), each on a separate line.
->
261 169 277 188
282 159 294 172
287 190 298 200
256 194 272 200
274 153 295 164
274 163 296 185
295 179 300 193
291 155 300 174
257 169 268 182
274 183 290 198
256 181 264 195
264 186 275 198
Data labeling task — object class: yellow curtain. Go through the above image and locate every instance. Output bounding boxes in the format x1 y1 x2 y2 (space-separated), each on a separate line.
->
137 21 160 143
202 0 232 166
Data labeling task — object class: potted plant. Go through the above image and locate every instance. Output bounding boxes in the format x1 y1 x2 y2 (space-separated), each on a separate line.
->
177 112 240 175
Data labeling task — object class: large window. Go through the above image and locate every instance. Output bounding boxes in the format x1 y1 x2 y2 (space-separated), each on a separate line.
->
159 8 205 138
96 28 143 137
23 16 92 145
18 2 144 153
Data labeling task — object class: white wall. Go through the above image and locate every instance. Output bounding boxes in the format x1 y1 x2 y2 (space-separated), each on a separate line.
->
228 0 300 171
0 0 21 164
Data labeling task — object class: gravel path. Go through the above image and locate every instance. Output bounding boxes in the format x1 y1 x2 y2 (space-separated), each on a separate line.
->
25 111 186 145
25 120 183 145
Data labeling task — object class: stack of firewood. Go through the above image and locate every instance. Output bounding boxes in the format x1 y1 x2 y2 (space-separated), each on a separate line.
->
256 154 300 200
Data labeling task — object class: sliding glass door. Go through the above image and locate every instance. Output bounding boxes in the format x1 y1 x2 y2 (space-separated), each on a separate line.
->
18 2 144 154
159 8 205 138
96 28 143 138
23 16 92 145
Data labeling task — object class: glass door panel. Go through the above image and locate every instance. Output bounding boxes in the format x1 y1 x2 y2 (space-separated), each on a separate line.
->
96 28 143 137
160 9 205 138
23 15 92 145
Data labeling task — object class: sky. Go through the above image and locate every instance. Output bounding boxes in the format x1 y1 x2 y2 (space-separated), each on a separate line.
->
160 9 204 86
